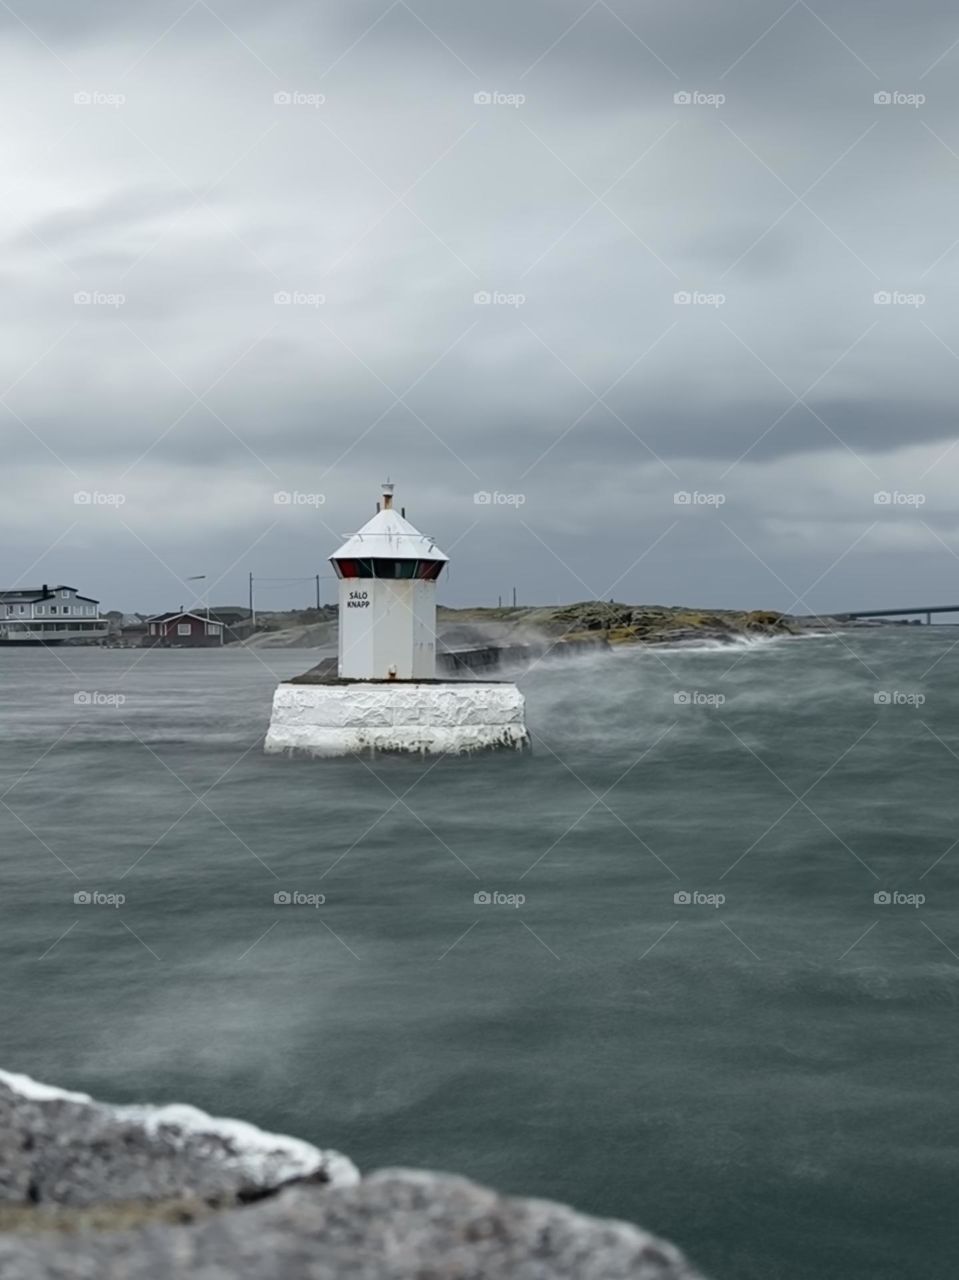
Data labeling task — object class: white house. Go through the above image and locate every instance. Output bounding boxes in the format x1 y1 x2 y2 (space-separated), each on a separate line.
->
0 584 106 644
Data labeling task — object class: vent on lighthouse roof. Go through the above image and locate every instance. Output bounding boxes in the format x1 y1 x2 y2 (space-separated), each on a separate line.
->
331 481 449 564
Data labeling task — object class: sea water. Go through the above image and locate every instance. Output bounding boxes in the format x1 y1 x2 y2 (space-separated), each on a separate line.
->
0 628 956 1278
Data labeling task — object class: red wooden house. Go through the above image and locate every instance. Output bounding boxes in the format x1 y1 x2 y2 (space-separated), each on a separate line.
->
146 610 224 647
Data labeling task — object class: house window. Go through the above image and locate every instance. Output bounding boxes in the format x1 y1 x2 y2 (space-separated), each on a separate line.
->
206 623 220 636
60 590 70 598
18 605 24 613
177 622 191 636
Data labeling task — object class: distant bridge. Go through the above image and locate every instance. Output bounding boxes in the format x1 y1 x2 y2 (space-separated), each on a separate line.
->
834 605 959 624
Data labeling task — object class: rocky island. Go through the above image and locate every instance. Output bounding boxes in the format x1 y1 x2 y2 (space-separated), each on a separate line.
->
0 1069 706 1278
239 598 822 661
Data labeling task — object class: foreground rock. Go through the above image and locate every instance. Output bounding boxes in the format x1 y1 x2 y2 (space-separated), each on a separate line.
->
0 1070 357 1210
0 1072 706 1279
0 1171 706 1280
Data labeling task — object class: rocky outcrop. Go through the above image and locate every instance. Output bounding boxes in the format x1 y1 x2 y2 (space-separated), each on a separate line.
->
232 600 821 650
437 602 814 648
0 1071 707 1279
0 1069 356 1212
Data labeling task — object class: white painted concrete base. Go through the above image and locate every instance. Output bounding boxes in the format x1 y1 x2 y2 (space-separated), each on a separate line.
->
264 681 529 756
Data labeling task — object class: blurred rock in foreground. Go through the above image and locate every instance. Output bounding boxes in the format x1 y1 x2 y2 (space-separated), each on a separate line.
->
0 1070 706 1279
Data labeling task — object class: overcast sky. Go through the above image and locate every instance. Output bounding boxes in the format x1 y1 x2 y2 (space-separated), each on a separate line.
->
2 0 959 613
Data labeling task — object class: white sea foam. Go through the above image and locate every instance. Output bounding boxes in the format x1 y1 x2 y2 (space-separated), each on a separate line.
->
0 1069 93 1104
0 1069 359 1187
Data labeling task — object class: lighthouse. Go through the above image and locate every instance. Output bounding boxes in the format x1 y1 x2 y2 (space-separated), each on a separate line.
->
331 480 447 680
263 480 529 756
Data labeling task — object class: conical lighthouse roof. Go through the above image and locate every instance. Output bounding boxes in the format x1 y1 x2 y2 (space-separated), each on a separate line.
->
331 505 449 563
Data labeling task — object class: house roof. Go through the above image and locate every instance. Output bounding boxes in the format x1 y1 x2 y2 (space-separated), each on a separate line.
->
331 506 448 564
147 611 222 625
0 585 98 603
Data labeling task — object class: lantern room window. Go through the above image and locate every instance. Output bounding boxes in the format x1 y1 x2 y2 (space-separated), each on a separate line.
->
333 558 444 580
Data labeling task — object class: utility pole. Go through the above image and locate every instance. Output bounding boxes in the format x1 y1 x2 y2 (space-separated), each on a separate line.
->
512 586 517 607
315 573 321 610
249 571 256 625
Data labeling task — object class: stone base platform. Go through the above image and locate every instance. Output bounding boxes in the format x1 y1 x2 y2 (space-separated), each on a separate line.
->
264 680 529 756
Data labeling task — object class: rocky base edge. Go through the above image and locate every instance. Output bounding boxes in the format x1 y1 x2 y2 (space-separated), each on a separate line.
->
263 681 530 756
0 1071 706 1279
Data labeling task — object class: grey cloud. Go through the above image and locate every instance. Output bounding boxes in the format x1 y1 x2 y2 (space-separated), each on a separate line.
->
2 0 959 610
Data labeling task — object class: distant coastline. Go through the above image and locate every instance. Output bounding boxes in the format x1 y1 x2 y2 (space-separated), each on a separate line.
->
230 600 879 653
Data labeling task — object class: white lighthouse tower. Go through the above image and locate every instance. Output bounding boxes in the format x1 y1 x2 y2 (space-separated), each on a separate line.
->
331 480 448 680
263 479 529 756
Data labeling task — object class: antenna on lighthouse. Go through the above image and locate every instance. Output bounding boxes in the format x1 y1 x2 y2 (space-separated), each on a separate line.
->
382 478 394 510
